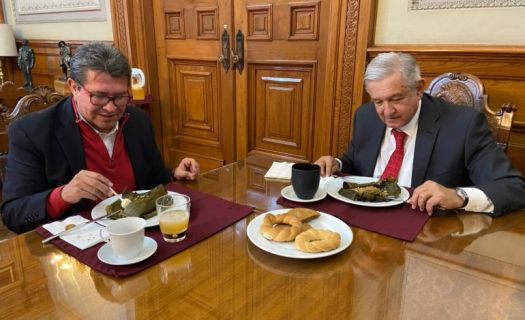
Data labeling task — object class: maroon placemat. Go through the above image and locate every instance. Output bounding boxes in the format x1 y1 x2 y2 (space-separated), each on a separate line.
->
36 183 254 277
277 194 429 241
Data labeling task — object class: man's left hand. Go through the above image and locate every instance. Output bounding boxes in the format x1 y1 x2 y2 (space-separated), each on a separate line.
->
173 158 200 181
408 180 464 215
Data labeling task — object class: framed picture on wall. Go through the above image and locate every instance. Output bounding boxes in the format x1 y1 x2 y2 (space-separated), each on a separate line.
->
410 0 525 10
11 0 107 24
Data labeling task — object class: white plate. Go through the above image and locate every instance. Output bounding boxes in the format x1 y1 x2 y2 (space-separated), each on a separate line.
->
246 209 353 259
97 236 158 266
280 185 327 203
324 176 409 207
92 190 180 227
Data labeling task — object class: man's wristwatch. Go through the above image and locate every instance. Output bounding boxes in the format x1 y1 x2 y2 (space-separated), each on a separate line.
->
455 188 469 209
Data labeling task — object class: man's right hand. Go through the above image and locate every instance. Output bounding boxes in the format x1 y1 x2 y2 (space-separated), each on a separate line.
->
314 156 340 177
60 170 114 204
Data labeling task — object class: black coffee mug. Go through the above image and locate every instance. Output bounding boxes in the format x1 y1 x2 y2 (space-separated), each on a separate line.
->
291 163 320 199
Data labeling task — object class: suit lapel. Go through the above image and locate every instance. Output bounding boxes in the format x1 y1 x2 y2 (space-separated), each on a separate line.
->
55 97 85 175
364 116 386 176
412 94 440 186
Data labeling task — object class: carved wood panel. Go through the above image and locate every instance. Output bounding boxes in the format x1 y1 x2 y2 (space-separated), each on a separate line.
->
289 1 320 40
247 4 272 40
249 64 314 159
196 7 219 40
170 60 220 145
165 11 185 39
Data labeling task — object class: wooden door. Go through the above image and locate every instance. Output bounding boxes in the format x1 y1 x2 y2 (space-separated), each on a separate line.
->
153 0 343 171
153 0 235 172
234 0 343 162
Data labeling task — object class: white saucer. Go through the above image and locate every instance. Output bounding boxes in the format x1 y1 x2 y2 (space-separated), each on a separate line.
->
97 236 158 266
280 185 327 203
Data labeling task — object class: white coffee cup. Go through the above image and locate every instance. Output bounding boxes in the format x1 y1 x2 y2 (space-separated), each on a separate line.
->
99 217 146 260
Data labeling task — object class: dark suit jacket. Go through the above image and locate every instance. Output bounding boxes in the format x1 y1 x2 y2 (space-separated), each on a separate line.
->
339 93 525 216
1 97 171 233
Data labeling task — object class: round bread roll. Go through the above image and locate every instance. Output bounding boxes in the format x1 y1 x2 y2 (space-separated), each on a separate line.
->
287 208 320 222
273 222 312 234
294 228 341 253
260 213 302 242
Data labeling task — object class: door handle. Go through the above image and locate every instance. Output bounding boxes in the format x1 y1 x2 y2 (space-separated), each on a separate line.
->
218 25 230 71
232 30 244 73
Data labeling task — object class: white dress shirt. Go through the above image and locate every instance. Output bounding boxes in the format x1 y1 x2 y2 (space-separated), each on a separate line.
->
338 98 494 213
77 112 119 158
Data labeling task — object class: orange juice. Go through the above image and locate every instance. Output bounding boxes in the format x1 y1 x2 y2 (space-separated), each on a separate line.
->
159 210 189 242
131 84 145 100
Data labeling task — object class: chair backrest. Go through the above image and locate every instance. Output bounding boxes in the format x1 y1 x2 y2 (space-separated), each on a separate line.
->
426 72 516 151
0 85 65 153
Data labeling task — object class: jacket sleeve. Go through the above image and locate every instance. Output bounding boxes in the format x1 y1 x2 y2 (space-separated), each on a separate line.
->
1 120 53 233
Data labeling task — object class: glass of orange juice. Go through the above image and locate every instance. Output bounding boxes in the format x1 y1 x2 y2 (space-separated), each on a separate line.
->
155 194 191 243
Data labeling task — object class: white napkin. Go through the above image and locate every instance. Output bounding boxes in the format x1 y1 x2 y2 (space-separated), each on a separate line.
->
43 215 105 250
320 176 335 189
264 161 294 180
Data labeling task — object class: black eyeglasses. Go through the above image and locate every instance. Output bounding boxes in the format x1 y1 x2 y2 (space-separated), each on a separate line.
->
80 86 132 107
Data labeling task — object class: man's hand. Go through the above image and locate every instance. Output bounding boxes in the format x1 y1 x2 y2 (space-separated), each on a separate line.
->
314 156 340 177
61 170 114 204
173 157 200 181
407 180 465 215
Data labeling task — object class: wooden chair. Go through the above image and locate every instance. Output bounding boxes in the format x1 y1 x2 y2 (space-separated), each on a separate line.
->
426 72 516 151
0 86 65 205
0 85 65 153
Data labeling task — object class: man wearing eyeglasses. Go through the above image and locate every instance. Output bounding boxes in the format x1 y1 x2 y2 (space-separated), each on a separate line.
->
1 42 200 233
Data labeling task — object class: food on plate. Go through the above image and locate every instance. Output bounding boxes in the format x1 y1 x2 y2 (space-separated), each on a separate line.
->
294 228 341 253
258 208 342 253
105 184 167 220
338 178 401 202
273 221 312 234
287 207 320 222
259 213 302 242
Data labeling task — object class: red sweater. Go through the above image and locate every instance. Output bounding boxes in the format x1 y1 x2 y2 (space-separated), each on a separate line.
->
46 103 136 218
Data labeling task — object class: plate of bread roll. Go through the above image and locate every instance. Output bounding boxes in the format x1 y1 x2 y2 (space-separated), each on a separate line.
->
247 208 353 259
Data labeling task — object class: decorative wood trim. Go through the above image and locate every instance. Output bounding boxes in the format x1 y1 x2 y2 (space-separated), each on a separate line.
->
247 4 272 40
288 1 320 40
111 0 131 61
0 1 5 23
195 7 219 40
337 0 377 155
165 11 185 39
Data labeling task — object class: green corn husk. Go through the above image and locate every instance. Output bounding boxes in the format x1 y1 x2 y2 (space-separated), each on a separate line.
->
338 178 401 202
105 184 168 219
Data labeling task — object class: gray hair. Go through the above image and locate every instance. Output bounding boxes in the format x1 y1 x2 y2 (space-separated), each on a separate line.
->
69 42 131 85
364 52 422 90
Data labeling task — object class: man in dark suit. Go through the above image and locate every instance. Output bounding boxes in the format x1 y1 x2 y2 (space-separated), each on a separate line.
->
1 42 199 233
316 52 525 216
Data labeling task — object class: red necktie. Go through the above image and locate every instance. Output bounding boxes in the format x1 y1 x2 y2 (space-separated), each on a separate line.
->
381 130 407 180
